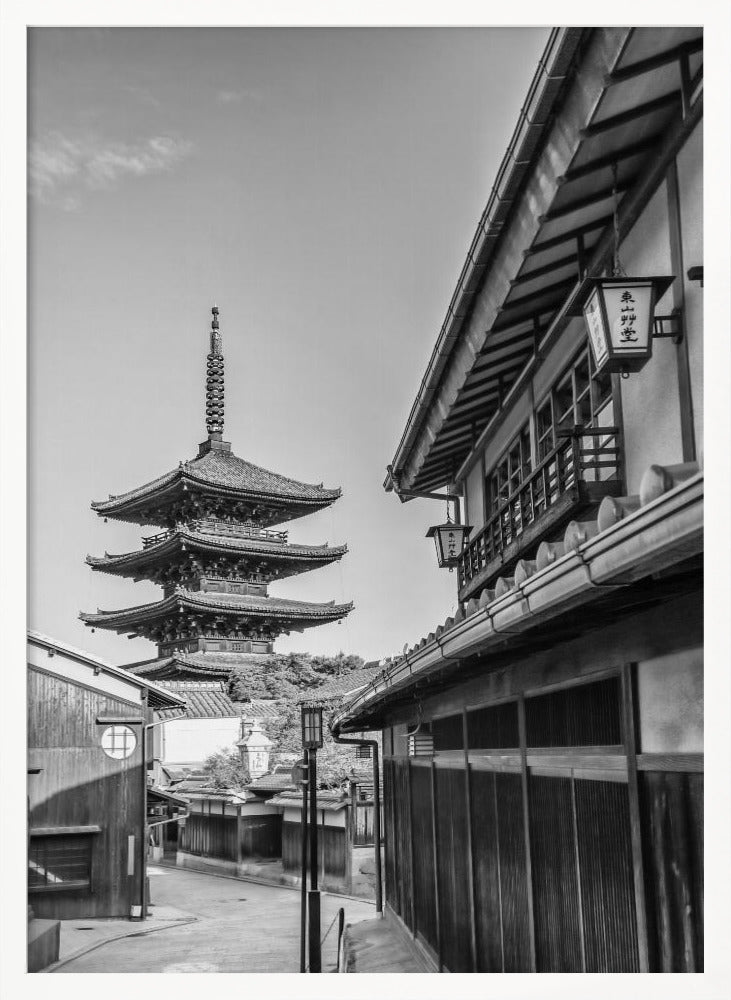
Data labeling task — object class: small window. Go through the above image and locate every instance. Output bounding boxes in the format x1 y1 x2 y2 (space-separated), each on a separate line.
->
467 701 520 749
525 676 622 748
432 714 464 751
29 835 92 892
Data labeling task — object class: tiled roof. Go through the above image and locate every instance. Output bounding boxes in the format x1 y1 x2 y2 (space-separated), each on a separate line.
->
248 771 295 794
297 667 380 704
87 529 347 571
92 447 341 513
268 789 347 811
156 680 243 719
246 699 282 720
80 589 353 627
336 464 703 729
126 652 281 679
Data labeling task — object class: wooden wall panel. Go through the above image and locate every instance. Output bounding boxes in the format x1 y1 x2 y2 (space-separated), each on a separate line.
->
435 767 472 971
640 771 703 972
383 759 396 910
529 775 583 971
28 667 145 920
281 821 347 881
393 759 414 930
410 764 438 953
495 772 531 971
470 769 503 971
575 779 639 971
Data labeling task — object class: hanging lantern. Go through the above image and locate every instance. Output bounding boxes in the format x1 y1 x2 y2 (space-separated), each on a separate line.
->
301 704 324 750
569 274 675 376
426 518 472 570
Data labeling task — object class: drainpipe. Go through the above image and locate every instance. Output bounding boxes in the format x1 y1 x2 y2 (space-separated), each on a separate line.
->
331 729 382 916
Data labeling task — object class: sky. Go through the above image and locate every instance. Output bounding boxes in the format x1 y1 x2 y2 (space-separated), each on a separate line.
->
28 26 552 666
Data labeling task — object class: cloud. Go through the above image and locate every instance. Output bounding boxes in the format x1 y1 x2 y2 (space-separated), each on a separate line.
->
216 88 263 105
28 132 193 206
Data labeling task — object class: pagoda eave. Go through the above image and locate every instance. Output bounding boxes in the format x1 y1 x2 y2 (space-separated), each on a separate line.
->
85 533 347 579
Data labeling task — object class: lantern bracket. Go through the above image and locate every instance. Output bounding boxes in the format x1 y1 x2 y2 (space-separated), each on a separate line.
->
652 308 684 344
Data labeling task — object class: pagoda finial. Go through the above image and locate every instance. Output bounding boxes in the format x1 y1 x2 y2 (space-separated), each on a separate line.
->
206 305 224 438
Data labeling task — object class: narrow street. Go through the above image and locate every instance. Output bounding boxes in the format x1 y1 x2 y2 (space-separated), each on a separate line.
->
54 865 376 973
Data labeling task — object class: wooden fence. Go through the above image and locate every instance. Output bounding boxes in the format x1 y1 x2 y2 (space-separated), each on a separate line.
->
179 811 281 862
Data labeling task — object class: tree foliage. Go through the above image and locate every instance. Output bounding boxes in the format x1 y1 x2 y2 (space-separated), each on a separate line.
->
225 651 369 789
202 749 250 790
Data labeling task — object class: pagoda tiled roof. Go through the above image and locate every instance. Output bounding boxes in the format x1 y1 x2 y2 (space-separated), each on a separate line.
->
80 589 353 629
86 527 347 573
125 651 279 679
91 446 341 522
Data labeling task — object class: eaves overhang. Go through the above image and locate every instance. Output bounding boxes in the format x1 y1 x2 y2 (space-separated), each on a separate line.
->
387 26 703 496
334 471 703 732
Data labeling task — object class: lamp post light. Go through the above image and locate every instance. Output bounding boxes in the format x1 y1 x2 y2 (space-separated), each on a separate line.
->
301 704 324 973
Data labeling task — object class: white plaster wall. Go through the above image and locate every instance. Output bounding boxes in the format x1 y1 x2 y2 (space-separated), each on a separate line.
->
637 648 703 753
676 119 703 461
616 181 684 494
465 463 485 535
162 717 240 766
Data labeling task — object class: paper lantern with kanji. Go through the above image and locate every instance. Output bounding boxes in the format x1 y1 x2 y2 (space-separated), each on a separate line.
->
569 275 675 375
425 520 472 570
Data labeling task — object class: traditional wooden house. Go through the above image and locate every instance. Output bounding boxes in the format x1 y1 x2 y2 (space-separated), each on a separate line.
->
27 631 186 924
81 305 352 681
334 26 703 973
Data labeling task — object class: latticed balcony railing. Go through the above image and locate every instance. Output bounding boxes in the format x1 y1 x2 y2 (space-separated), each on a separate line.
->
141 519 288 548
458 427 622 596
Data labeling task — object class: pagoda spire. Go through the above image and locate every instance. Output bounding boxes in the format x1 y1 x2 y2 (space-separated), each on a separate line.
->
205 305 224 439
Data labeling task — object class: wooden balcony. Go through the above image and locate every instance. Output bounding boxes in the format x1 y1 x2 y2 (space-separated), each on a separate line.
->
458 427 623 601
141 520 289 549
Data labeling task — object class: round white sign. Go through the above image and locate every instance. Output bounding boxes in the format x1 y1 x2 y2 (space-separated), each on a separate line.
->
100 725 137 759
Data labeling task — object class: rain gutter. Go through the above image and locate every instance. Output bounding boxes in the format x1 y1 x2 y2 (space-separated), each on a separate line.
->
387 27 587 492
334 472 702 730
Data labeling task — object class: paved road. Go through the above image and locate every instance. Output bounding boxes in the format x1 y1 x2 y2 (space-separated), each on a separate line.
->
56 865 376 973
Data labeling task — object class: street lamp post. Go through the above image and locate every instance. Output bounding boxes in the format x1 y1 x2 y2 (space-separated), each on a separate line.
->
301 704 324 973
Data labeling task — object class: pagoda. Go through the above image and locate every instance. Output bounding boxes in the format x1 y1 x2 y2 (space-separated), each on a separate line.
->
80 307 352 681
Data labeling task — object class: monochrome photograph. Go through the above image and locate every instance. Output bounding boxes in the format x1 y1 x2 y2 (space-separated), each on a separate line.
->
1 5 727 991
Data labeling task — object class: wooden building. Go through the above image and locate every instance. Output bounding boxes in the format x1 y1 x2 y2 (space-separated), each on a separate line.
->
27 631 185 921
334 27 703 973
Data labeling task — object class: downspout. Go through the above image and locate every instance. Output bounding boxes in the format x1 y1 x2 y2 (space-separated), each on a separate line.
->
330 728 383 916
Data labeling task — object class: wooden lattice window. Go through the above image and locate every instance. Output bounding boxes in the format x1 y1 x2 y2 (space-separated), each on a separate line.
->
486 423 532 517
29 834 93 892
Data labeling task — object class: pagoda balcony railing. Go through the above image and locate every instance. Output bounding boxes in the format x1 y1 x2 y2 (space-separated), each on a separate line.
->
141 520 289 548
458 426 622 598
190 518 289 544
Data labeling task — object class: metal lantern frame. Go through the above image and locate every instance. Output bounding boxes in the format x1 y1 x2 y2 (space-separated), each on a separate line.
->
568 274 676 375
301 703 324 750
426 518 473 570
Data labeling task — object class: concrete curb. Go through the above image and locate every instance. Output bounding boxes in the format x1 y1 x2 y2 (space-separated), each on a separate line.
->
45 915 198 973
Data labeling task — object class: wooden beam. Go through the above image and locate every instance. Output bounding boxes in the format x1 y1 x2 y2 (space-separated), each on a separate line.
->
580 91 682 138
462 710 479 971
621 663 650 972
558 136 661 185
606 38 703 86
430 761 443 970
517 694 537 971
538 182 631 224
524 215 613 258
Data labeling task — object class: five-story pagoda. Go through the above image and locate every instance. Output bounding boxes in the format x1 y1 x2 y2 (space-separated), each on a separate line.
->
81 307 352 681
